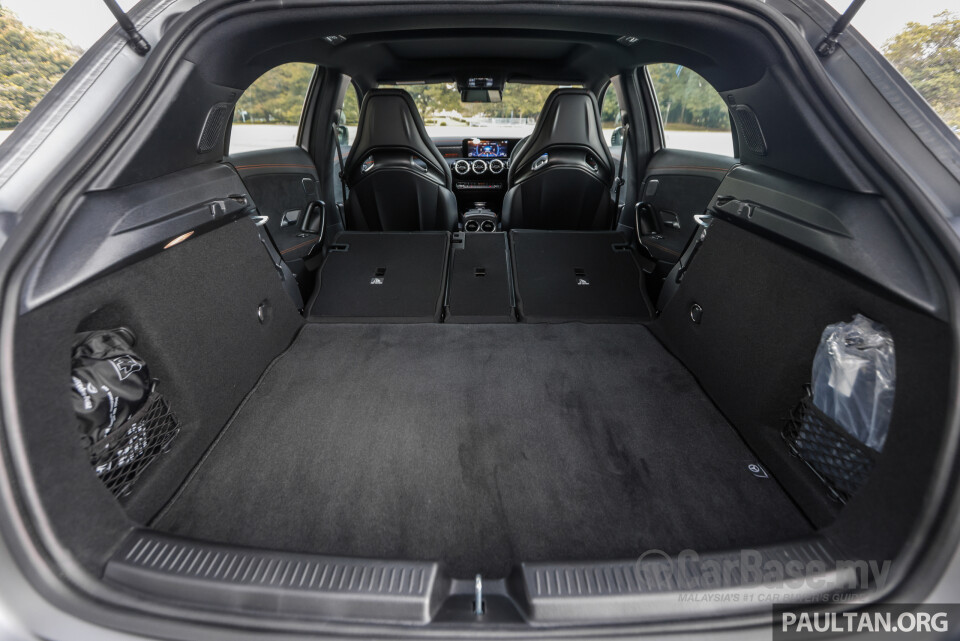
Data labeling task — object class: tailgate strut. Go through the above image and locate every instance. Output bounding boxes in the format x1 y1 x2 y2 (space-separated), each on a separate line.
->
815 0 868 57
102 0 151 55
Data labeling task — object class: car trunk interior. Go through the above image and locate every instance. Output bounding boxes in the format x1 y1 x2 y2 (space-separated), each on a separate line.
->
3 1 957 632
13 202 951 618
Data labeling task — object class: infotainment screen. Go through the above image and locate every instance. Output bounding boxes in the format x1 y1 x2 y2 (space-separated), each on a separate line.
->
464 139 510 158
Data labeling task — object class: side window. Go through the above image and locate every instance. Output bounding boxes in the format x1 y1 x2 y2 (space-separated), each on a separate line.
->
229 62 316 154
332 80 361 204
599 81 624 155
646 63 735 157
339 81 360 147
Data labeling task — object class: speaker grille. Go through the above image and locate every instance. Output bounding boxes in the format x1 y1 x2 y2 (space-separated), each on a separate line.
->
729 104 768 156
197 103 232 154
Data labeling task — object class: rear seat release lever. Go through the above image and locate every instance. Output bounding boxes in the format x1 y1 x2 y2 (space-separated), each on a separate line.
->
693 213 714 228
660 210 681 229
474 574 484 616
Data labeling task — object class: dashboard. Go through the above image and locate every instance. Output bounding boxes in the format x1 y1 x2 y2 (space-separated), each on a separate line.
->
464 139 511 158
444 138 521 178
431 137 522 215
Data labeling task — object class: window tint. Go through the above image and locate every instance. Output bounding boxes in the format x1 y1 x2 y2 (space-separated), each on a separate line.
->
646 63 734 157
378 82 581 139
229 63 316 154
333 80 360 204
599 80 623 155
340 83 360 146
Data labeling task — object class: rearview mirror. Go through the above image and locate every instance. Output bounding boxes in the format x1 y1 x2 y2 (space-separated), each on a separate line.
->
460 89 502 103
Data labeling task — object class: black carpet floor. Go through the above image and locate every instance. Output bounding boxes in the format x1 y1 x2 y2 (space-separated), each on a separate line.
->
153 323 811 578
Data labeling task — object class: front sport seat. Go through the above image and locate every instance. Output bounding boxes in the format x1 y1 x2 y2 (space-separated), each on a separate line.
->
342 89 458 231
502 89 615 230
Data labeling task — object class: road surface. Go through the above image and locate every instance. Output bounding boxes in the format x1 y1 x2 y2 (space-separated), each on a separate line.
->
227 124 736 157
0 125 735 159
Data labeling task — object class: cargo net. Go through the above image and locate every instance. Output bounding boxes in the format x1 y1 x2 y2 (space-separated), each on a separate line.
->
782 394 875 503
84 392 180 498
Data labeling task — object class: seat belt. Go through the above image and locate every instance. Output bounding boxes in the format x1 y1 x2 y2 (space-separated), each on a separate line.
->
655 213 713 313
613 122 629 208
333 122 348 205
251 215 305 313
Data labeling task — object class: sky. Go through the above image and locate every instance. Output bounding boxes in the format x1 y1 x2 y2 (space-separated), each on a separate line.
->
2 0 137 50
0 0 956 51
823 0 954 48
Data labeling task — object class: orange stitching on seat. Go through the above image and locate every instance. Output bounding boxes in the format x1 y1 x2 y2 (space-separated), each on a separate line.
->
648 165 729 172
645 241 682 256
280 238 316 254
233 163 316 171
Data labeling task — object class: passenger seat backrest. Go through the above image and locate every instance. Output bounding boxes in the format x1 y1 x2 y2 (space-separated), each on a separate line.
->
342 89 457 231
502 89 615 230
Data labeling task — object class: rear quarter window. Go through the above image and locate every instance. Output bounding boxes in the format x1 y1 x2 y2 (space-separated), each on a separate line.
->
647 63 735 157
230 62 316 154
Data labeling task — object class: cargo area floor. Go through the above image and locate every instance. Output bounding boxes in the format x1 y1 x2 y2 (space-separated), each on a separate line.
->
153 323 812 578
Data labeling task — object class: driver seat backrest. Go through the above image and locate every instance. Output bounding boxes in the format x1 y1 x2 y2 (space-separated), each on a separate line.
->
342 89 457 231
502 88 615 230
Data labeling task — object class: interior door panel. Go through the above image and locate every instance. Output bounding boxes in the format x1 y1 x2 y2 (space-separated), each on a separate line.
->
227 147 332 267
636 149 737 269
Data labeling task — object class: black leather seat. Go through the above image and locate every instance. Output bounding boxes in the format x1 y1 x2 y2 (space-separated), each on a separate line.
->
342 89 458 232
502 89 615 230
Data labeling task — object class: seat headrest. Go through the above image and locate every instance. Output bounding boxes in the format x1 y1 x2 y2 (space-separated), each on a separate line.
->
508 88 614 185
343 89 450 184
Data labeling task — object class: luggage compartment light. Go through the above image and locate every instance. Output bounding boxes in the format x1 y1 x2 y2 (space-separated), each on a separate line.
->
163 231 194 249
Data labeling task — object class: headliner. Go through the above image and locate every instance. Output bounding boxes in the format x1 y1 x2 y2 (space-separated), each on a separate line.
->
186 6 778 93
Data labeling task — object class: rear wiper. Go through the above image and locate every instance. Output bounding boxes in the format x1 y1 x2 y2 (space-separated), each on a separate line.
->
102 0 151 56
815 0 867 57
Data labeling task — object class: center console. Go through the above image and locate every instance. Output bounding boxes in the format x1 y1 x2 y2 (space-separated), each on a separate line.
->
461 205 498 232
440 137 521 230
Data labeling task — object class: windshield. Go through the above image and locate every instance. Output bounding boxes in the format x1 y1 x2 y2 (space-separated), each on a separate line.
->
377 82 619 143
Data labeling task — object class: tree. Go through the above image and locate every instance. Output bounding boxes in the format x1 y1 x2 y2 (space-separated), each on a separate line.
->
234 63 315 124
0 8 81 129
883 11 960 128
647 63 729 131
376 82 562 122
600 88 620 126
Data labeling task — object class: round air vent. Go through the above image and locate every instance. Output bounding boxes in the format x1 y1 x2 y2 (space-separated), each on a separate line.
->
454 159 471 175
480 220 496 232
464 220 481 232
489 159 505 174
472 159 488 174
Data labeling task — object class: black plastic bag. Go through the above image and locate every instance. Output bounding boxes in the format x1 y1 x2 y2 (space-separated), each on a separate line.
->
71 328 151 444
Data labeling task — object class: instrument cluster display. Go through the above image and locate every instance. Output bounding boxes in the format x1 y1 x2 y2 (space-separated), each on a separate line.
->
464 139 510 158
